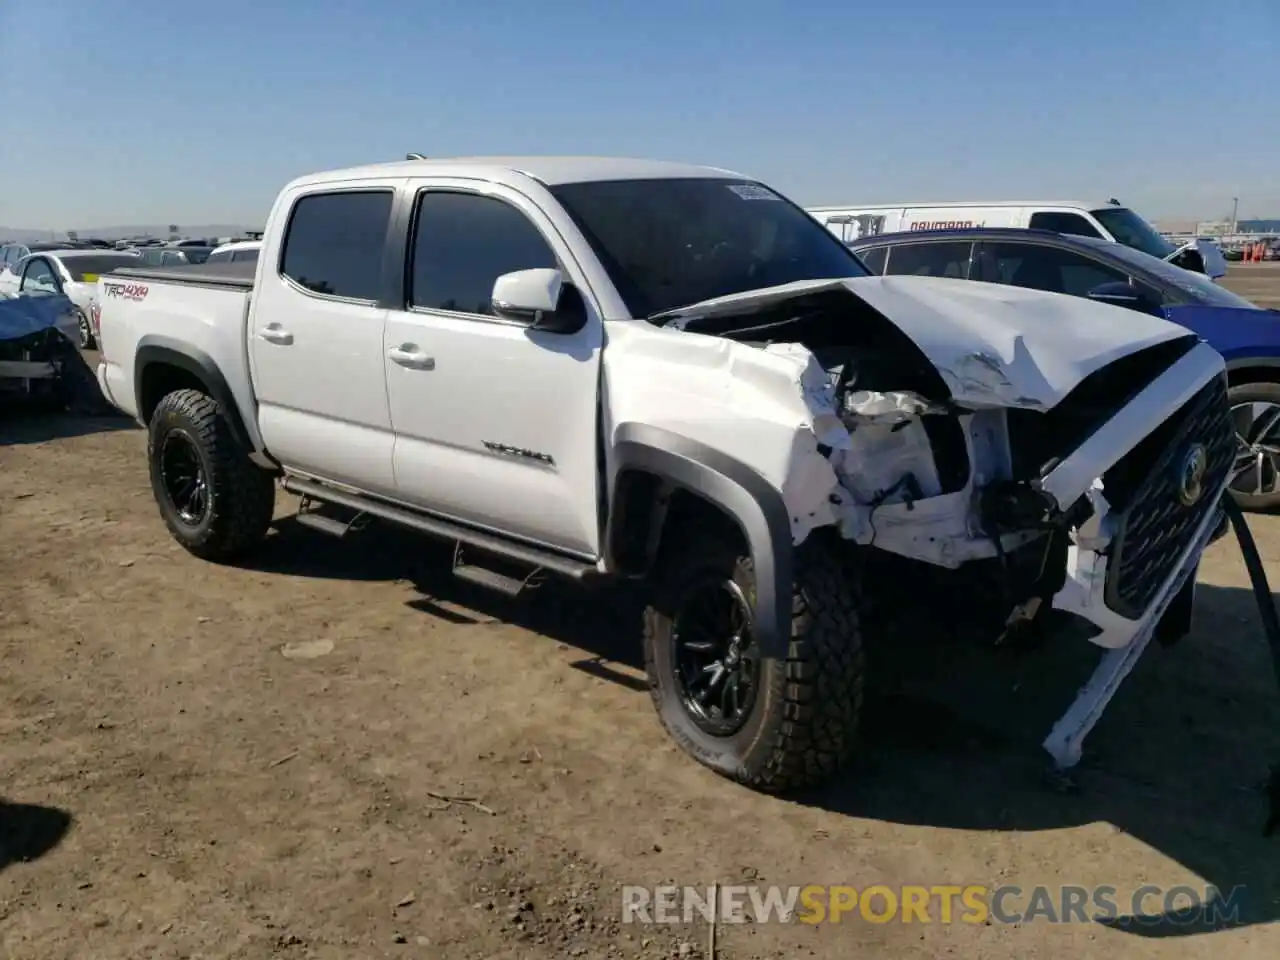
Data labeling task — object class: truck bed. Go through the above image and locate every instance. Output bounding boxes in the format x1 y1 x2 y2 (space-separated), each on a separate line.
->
110 261 256 290
95 261 257 428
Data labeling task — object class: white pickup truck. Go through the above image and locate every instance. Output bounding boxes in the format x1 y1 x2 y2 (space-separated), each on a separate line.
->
93 156 1234 792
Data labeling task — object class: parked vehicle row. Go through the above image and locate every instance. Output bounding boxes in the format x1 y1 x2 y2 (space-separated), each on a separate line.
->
92 156 1234 792
808 198 1229 279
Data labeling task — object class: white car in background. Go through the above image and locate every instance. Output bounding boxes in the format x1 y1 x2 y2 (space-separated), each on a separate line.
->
0 249 140 348
206 240 261 265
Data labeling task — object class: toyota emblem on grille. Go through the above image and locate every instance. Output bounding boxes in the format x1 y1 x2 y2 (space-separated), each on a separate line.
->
1176 443 1209 507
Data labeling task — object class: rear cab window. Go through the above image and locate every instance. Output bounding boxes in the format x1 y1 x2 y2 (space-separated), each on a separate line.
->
280 190 393 300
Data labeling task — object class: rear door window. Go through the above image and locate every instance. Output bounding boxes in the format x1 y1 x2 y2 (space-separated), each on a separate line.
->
882 241 973 278
1028 211 1104 239
280 190 394 300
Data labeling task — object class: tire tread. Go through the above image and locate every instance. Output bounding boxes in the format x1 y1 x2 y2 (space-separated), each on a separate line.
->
149 388 274 561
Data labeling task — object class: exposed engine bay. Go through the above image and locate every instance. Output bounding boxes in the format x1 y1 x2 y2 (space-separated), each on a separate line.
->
653 284 1233 654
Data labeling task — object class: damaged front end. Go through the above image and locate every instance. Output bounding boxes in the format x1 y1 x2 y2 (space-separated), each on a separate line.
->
610 275 1236 768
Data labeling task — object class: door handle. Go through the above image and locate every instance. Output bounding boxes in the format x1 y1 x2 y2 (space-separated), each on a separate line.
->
387 345 435 370
259 323 293 345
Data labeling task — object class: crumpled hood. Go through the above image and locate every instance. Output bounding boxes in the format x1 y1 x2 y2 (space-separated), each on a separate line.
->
656 275 1197 410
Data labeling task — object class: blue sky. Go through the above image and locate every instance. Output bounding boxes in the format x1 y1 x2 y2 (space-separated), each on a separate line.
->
1 0 1276 228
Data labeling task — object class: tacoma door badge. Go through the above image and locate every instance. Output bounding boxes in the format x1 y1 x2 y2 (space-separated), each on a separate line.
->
483 441 555 466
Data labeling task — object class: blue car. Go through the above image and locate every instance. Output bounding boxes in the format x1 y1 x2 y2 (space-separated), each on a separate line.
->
848 227 1280 508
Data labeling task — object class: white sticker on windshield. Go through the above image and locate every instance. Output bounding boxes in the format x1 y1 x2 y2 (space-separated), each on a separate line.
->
727 183 782 201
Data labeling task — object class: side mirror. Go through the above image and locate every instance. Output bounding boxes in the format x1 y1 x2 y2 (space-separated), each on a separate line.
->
1087 280 1161 315
491 268 585 334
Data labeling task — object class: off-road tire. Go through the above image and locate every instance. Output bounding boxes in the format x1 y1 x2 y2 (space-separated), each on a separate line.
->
1227 381 1280 512
643 530 864 793
147 388 275 561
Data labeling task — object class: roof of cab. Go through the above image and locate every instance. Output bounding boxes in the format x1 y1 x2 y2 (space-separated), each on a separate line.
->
286 156 746 191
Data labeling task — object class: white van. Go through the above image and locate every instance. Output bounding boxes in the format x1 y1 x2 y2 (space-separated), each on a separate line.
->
807 199 1227 279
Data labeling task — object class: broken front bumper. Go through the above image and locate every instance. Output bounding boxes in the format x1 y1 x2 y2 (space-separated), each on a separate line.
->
1037 342 1233 768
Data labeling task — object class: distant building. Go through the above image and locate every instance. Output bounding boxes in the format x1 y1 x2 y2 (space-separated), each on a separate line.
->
1239 219 1280 234
1195 220 1232 237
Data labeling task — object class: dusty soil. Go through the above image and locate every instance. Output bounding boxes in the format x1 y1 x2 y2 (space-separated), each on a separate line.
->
2 266 1280 959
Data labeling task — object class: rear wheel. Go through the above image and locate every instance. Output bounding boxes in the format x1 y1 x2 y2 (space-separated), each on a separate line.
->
147 389 275 561
643 530 864 792
1228 381 1280 511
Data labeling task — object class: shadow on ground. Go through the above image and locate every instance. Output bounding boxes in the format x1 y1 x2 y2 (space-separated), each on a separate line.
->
0 800 72 870
800 580 1280 938
240 520 1280 937
0 411 136 447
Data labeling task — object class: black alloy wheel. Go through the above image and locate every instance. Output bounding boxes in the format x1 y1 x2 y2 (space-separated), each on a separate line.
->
159 429 210 526
670 575 759 736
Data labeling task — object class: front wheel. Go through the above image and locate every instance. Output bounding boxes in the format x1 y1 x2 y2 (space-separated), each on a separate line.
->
643 531 864 792
1228 381 1280 511
147 388 275 561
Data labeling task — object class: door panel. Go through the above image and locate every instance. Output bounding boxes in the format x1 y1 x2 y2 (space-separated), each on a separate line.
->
248 185 399 494
384 181 603 557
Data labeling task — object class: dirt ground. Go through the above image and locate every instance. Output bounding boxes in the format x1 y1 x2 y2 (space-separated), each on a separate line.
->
3 266 1280 959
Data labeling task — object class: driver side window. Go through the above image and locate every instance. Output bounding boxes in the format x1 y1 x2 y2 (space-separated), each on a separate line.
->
409 191 558 317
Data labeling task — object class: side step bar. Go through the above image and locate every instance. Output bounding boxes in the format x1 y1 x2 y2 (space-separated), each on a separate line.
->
281 476 599 584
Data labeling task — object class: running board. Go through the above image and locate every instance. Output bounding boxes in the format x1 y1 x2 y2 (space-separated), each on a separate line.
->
281 476 599 583
451 542 547 598
294 510 353 538
294 496 367 539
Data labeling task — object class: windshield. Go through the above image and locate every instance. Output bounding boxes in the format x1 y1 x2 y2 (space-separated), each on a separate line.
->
1090 207 1176 259
1103 242 1262 309
549 178 869 318
62 254 141 281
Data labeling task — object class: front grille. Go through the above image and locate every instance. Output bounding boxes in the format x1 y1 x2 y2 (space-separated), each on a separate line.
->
1103 374 1233 620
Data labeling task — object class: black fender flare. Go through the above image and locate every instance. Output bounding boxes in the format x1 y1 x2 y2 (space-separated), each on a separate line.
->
608 422 794 661
134 335 255 453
